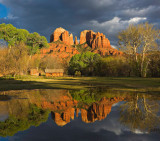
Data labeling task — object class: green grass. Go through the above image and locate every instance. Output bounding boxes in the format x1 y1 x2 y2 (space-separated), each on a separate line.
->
0 76 160 93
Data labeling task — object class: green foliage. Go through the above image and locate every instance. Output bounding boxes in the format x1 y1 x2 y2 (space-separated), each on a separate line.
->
69 52 101 76
0 23 49 55
70 88 131 104
96 56 131 77
73 43 91 53
27 32 49 55
74 71 81 77
148 51 160 77
70 88 107 104
0 104 49 137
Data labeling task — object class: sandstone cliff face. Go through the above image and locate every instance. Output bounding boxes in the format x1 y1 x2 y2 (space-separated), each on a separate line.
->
74 36 79 45
80 30 95 44
80 30 123 56
50 27 74 46
80 30 110 49
50 27 66 42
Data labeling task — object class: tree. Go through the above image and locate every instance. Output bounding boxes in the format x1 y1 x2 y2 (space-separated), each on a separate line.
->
148 51 160 77
119 94 160 132
27 32 49 55
118 22 160 77
0 43 29 76
39 56 63 71
96 56 131 77
0 23 49 55
138 23 160 77
68 52 101 76
118 24 141 61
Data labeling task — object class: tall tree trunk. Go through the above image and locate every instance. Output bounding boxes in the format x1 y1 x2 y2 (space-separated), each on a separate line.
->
141 51 146 77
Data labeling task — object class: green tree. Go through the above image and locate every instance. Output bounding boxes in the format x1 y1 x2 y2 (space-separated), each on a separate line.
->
148 51 160 77
27 32 49 55
0 23 49 55
69 52 101 76
96 56 131 77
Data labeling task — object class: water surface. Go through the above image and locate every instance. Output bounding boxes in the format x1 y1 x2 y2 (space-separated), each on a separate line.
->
0 88 160 141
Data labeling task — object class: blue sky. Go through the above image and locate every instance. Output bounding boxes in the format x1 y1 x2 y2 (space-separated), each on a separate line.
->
0 0 160 46
0 4 8 18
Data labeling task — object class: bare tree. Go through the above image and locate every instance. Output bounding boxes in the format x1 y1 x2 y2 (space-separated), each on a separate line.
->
0 43 29 76
118 22 160 77
138 23 160 77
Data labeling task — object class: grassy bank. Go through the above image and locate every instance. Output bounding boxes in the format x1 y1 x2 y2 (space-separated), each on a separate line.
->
0 76 160 93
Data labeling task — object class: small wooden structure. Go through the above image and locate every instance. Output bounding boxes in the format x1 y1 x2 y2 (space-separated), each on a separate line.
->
29 69 39 76
45 69 64 77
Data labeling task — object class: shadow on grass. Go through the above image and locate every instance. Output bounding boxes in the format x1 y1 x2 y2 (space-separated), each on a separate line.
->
0 77 160 92
0 78 93 91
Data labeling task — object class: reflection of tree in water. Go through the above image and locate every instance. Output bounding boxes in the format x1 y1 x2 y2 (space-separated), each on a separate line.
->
70 88 128 104
0 104 49 137
120 94 160 132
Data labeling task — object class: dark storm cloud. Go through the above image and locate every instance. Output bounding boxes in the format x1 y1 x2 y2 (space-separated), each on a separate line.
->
0 0 160 46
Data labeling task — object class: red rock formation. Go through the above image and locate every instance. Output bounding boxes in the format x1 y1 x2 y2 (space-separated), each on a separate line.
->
80 30 95 44
35 28 124 66
40 42 79 63
69 34 74 45
41 95 125 126
50 27 66 42
81 97 125 123
79 30 123 56
74 36 79 45
50 27 74 46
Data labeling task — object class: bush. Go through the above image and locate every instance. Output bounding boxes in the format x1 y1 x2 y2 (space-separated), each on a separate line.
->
74 71 81 77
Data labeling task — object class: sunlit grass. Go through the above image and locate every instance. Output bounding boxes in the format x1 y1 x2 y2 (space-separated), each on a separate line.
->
0 76 160 93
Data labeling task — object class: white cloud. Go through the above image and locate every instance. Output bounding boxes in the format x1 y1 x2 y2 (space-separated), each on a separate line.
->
4 13 18 20
88 16 147 36
128 17 147 24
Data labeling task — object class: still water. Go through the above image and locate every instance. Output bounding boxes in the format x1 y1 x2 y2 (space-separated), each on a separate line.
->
0 88 160 141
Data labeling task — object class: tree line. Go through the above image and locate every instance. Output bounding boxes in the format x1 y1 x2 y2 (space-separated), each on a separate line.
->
69 22 160 77
0 23 160 77
0 23 52 76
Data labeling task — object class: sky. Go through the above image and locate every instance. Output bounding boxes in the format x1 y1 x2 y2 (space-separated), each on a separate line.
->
0 0 160 46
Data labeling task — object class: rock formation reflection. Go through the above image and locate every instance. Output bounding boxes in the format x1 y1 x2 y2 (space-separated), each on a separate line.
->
0 89 160 137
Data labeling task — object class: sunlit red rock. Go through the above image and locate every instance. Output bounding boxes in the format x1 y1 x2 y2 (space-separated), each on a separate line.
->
50 27 74 46
50 27 66 42
40 42 79 63
74 36 79 45
41 94 125 126
37 28 124 65
80 30 123 56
